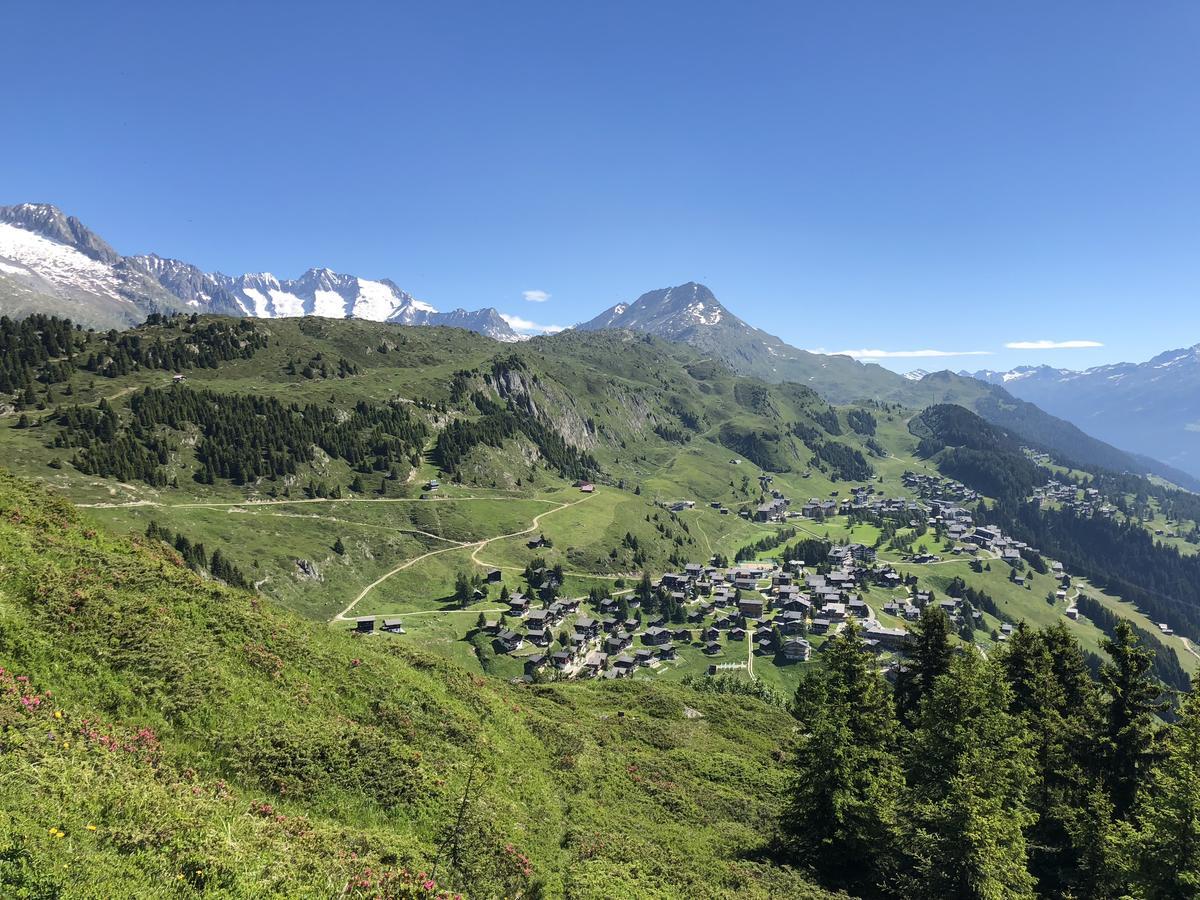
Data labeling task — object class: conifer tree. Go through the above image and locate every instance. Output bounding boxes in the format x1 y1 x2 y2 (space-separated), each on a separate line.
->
894 604 954 726
1124 690 1200 897
782 620 903 896
998 623 1111 896
1100 620 1167 819
902 651 1037 899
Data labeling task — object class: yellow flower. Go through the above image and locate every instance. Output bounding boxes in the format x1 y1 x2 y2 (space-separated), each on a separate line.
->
54 710 63 719
177 874 184 880
47 828 56 835
86 824 97 831
62 741 70 749
53 831 65 839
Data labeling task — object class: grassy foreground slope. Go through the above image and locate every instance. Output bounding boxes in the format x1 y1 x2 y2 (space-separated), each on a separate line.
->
0 470 831 899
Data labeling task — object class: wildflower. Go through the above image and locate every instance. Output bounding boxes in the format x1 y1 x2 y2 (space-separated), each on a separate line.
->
86 824 97 831
54 710 63 719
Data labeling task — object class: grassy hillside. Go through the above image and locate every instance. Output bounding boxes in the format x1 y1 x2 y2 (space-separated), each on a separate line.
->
0 469 834 898
1 315 1195 697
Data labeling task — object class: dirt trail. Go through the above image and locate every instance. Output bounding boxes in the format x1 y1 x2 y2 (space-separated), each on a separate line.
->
0 384 139 419
77 494 556 510
332 492 594 623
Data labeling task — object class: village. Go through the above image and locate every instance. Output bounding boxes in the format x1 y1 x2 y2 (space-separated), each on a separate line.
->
347 468 1105 685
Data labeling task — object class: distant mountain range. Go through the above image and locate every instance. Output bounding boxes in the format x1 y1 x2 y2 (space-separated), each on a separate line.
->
962 347 1200 480
4 203 1197 490
0 203 521 340
579 281 1200 491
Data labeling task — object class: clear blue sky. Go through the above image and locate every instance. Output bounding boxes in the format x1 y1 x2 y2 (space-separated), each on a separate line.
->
5 1 1199 371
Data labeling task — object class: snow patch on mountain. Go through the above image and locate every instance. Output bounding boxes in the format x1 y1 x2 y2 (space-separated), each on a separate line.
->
0 222 126 302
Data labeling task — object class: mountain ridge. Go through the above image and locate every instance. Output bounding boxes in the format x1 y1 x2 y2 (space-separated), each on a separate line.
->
4 203 1197 489
0 203 521 341
962 345 1200 480
578 282 1200 491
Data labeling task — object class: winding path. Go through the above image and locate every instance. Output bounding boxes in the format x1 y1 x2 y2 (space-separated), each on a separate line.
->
77 494 555 510
331 492 595 623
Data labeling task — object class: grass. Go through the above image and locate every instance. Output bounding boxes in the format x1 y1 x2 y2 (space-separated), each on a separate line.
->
3 315 1193 698
0 468 834 899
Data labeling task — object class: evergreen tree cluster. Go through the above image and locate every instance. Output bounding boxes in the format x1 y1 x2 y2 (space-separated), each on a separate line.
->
938 446 1043 504
0 314 83 394
811 405 842 435
652 422 691 444
145 520 252 589
944 575 1010 625
780 610 1198 899
56 386 427 489
433 408 597 481
54 400 173 486
1075 594 1191 691
807 439 873 482
717 423 793 473
0 313 268 397
85 318 267 378
846 408 877 436
1000 500 1200 644
734 527 798 562
781 537 831 566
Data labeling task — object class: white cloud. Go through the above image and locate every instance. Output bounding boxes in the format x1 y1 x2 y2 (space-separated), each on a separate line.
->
1004 339 1104 350
522 289 550 303
807 347 993 360
501 312 565 335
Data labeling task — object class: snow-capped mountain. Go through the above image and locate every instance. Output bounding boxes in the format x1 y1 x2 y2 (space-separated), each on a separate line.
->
965 346 1200 480
0 204 520 341
965 365 1075 385
904 369 929 381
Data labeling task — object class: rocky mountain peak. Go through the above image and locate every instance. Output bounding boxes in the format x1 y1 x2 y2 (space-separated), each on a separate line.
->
0 202 122 265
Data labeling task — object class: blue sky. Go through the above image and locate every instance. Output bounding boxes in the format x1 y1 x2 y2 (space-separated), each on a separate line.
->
5 1 1199 372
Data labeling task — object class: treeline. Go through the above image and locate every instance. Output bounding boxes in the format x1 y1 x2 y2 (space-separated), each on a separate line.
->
433 407 597 481
85 317 267 378
847 408 877 436
54 400 173 486
1093 469 1200 532
912 402 1023 456
717 423 793 472
57 386 427 488
652 423 691 444
145 520 252 589
779 609 1200 899
1075 594 1190 691
944 574 1010 625
807 439 873 482
938 446 1043 503
0 314 84 394
789 415 873 481
0 313 268 396
734 527 798 562
997 501 1200 643
781 537 830 566
911 404 1045 503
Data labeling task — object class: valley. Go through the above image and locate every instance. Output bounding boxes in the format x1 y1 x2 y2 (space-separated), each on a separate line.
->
2 314 1196 700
